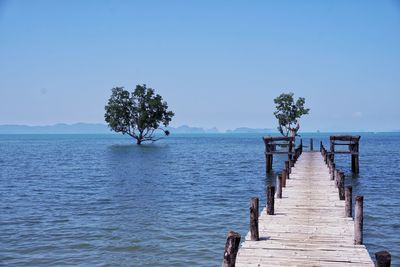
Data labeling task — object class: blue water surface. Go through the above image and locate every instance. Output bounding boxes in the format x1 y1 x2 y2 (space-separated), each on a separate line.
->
0 133 399 266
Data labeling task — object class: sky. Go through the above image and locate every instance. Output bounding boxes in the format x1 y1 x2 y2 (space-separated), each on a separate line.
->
0 0 399 132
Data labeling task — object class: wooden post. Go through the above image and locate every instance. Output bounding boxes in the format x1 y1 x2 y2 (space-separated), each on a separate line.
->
351 142 360 174
354 196 364 245
223 231 241 267
338 172 345 200
328 158 332 173
282 169 287 188
330 163 335 180
352 154 359 174
375 251 391 267
310 138 313 151
269 154 274 172
267 186 275 215
335 169 340 188
288 140 293 161
250 198 259 241
285 161 290 178
266 154 272 174
276 175 282 198
345 186 352 217
320 141 323 152
330 139 335 161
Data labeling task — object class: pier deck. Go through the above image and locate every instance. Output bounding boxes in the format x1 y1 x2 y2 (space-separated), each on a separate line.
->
235 152 374 267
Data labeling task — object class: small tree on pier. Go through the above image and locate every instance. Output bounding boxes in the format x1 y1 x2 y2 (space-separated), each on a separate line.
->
104 85 174 145
273 92 309 137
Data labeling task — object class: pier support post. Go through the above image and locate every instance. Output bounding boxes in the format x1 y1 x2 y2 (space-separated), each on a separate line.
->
266 154 272 174
335 169 340 188
223 231 241 267
282 169 287 188
338 172 345 200
310 138 313 151
285 160 290 179
250 198 259 241
267 186 275 215
345 186 352 217
330 139 335 161
330 163 335 180
350 141 360 174
354 196 364 245
269 155 273 172
276 175 282 198
375 251 391 267
352 154 359 174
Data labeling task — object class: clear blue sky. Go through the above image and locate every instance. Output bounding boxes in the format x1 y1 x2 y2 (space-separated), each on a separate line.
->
0 0 399 131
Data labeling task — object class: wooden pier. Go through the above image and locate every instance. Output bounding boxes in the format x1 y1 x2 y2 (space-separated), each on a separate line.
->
223 143 392 266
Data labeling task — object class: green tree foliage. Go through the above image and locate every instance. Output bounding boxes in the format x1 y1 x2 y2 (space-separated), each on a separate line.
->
273 92 310 137
104 84 174 144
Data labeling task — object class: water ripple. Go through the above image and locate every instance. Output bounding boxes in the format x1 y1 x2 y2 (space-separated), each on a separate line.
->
0 133 399 265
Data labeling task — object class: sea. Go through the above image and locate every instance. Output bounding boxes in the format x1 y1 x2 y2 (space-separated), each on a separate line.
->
1 133 399 266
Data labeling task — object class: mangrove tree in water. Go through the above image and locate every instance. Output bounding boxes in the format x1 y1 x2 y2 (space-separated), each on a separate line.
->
104 85 174 144
273 92 310 137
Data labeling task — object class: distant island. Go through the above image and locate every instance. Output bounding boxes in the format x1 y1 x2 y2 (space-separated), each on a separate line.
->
0 123 277 134
0 123 110 134
226 127 274 134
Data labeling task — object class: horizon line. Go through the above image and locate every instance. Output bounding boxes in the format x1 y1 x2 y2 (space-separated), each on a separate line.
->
0 122 398 134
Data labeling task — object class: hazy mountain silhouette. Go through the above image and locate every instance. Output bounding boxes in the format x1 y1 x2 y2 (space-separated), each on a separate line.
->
0 123 275 134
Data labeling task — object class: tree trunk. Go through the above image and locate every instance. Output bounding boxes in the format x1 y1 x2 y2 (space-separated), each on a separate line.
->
137 131 143 145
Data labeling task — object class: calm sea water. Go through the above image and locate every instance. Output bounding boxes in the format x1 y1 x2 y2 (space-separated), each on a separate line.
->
1 133 399 266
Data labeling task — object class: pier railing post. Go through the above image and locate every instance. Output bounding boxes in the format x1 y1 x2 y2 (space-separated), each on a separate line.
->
310 138 313 151
269 154 273 172
266 154 272 174
328 158 332 173
345 186 352 217
338 172 345 200
282 169 287 188
330 163 335 180
375 251 391 267
223 231 241 267
351 142 360 174
267 186 275 215
276 175 282 198
354 196 364 245
285 160 290 175
352 154 359 174
335 169 340 188
250 198 259 241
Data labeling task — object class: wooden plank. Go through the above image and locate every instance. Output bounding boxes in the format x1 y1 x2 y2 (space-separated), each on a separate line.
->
331 151 359 155
263 136 295 142
330 135 361 141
